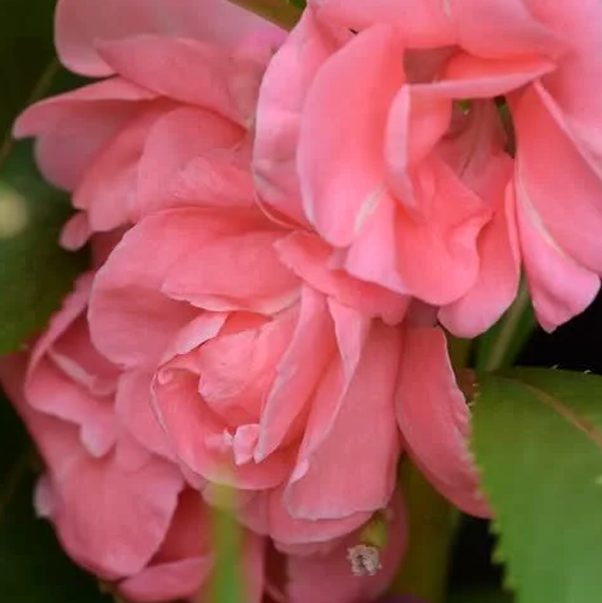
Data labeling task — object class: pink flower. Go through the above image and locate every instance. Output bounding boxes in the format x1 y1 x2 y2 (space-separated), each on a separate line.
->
14 0 285 248
7 1 498 594
254 0 602 334
88 204 408 545
0 275 265 603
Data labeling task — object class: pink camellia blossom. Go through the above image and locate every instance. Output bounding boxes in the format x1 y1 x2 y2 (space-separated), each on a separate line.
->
254 0 602 335
0 275 265 603
87 204 408 546
5 0 500 595
14 0 285 248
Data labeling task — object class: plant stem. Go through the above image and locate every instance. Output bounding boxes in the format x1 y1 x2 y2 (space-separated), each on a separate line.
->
482 282 532 372
389 460 457 603
225 0 302 29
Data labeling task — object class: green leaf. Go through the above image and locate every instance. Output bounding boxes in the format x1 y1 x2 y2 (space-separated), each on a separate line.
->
0 142 88 353
226 0 303 29
0 390 112 602
471 368 602 603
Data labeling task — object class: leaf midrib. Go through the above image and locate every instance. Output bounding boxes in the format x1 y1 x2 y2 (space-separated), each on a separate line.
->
500 375 602 450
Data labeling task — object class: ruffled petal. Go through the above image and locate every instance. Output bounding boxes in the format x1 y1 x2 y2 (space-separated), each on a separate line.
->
439 172 519 338
524 0 602 158
26 275 119 456
97 35 264 123
449 0 561 58
298 24 404 246
118 489 213 602
9 386 183 579
89 208 262 368
13 78 155 190
512 83 602 275
285 323 401 520
255 287 337 461
396 326 489 517
253 8 345 225
515 185 600 332
135 106 245 218
312 0 454 47
162 230 300 315
275 232 409 324
153 360 293 489
236 487 370 546
283 300 370 499
56 0 283 77
74 103 171 232
116 370 174 460
347 161 489 306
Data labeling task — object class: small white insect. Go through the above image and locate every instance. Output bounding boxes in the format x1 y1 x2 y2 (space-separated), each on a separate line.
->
347 544 382 577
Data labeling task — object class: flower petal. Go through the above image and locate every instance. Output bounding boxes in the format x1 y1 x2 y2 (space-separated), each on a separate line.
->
97 35 263 123
135 106 245 218
396 326 489 517
513 83 602 275
56 0 283 77
285 323 401 520
13 78 155 190
253 8 345 225
89 208 261 368
275 232 409 324
312 0 454 47
439 173 519 337
298 24 404 247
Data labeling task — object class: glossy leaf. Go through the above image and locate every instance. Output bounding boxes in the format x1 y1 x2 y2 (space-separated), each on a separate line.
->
471 368 602 603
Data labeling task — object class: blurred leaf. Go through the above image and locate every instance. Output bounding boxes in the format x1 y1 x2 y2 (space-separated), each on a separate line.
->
0 389 112 602
226 0 303 29
471 369 602 603
0 142 88 353
475 282 536 372
0 0 88 353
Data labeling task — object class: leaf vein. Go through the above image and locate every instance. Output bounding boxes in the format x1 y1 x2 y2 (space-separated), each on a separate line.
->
515 378 602 450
